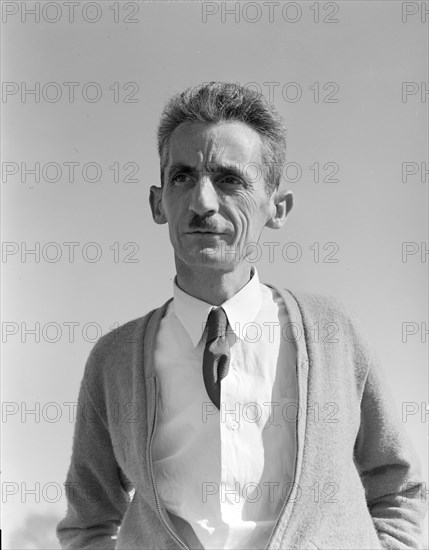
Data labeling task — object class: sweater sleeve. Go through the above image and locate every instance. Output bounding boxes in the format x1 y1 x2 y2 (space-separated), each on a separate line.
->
353 348 427 549
56 350 131 549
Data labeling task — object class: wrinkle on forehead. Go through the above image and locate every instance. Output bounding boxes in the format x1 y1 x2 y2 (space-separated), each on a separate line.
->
167 121 263 171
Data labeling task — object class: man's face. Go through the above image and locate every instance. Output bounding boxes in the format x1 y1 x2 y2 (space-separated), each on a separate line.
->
151 121 275 271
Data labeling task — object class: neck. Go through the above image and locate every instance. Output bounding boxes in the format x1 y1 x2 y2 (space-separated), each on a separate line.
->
175 259 253 305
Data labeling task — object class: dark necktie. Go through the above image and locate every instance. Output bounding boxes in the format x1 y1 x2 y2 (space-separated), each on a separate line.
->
202 307 230 409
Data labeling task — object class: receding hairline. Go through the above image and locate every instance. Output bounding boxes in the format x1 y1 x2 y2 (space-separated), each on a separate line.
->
161 120 266 183
157 81 287 190
167 119 265 150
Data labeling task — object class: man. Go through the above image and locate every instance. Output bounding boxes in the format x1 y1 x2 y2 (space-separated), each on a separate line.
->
57 82 426 549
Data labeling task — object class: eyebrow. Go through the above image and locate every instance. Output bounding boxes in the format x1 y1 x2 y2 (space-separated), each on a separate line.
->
167 162 246 179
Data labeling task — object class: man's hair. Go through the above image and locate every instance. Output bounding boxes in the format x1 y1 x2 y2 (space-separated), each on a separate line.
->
157 81 287 192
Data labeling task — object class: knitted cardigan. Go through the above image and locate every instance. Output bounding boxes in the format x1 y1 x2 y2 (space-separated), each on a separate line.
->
57 287 427 549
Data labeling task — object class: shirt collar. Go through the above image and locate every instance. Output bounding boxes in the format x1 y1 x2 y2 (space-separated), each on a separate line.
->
173 266 263 348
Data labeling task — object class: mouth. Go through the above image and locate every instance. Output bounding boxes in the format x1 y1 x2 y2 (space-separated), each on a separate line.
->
186 230 225 235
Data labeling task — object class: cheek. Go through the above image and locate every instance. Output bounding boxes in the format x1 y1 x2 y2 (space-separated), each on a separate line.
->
163 194 182 226
162 203 181 242
227 194 266 236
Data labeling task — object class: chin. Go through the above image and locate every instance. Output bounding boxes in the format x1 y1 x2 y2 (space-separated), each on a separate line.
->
182 249 237 270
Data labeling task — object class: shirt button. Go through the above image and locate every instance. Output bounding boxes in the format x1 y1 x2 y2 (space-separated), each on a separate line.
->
230 420 239 430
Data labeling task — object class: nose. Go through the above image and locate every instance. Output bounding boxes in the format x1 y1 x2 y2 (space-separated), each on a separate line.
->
189 175 219 217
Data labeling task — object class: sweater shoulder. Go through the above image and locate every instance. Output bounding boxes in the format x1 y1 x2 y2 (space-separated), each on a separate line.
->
285 288 377 369
285 289 352 325
89 312 153 358
81 305 165 397
286 288 358 324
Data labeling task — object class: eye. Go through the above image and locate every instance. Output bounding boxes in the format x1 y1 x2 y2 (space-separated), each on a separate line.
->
171 173 193 185
219 174 242 186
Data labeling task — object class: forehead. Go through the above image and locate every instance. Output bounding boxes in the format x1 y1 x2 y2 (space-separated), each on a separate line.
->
166 121 263 169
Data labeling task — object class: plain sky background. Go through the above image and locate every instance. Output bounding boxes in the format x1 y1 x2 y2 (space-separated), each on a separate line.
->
1 1 428 547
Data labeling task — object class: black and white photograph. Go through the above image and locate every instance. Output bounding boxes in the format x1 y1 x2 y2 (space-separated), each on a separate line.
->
1 1 428 548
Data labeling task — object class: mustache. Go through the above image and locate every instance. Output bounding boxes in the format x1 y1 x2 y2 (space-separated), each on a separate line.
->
188 215 223 232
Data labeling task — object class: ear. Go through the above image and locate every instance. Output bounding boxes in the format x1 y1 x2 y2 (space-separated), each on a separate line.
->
265 189 293 229
149 185 167 224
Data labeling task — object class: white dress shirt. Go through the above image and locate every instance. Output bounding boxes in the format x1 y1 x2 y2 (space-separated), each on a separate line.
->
152 267 297 550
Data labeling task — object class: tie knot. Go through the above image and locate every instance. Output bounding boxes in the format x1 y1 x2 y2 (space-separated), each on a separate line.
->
206 307 228 342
